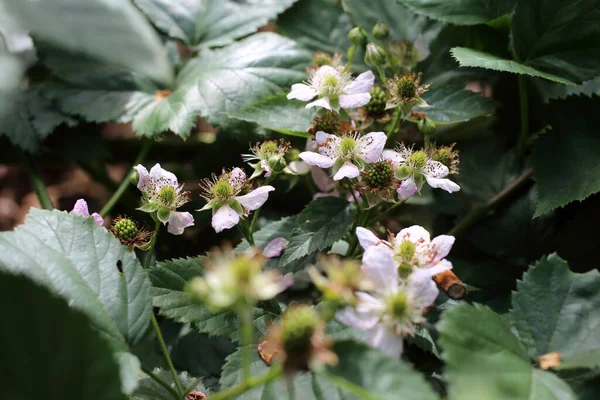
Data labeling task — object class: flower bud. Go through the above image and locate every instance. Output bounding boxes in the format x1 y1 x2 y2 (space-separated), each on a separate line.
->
417 116 436 136
365 86 387 115
372 21 389 40
364 42 386 67
268 154 287 174
129 170 139 186
348 27 367 46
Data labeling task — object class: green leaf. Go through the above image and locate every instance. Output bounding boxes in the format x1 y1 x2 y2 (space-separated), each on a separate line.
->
4 0 173 86
407 87 499 125
532 95 600 216
397 0 516 25
438 302 577 400
135 0 298 48
134 369 208 400
0 271 126 400
228 94 315 137
177 32 311 126
0 209 152 349
0 54 22 118
450 47 577 85
236 216 297 253
511 253 600 369
511 0 600 84
117 352 142 395
150 257 277 341
280 197 357 266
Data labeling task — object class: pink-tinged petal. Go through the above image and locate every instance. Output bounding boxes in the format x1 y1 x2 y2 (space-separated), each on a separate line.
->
306 96 333 111
133 165 150 191
397 177 418 200
236 186 275 211
425 175 461 193
345 70 375 95
260 160 271 177
287 83 318 101
356 227 381 250
299 151 336 168
315 130 337 144
311 166 334 192
212 204 240 233
339 93 371 109
362 246 398 291
91 213 104 227
423 160 449 179
263 237 288 258
149 163 178 187
357 131 386 163
366 324 404 358
398 225 431 244
408 269 440 308
287 161 311 175
333 161 360 180
382 149 405 166
230 167 247 186
167 211 194 235
72 199 90 217
430 235 455 263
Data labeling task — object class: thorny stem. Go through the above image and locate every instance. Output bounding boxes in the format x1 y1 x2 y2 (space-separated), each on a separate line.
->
151 314 184 396
99 138 153 217
143 218 161 269
240 308 254 383
141 366 181 400
517 75 529 153
448 168 534 237
208 365 283 400
24 154 53 210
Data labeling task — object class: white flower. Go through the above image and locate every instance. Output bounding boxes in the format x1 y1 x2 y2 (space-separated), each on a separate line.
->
299 131 386 181
133 164 194 235
199 167 275 233
356 225 454 277
336 246 439 357
287 65 375 111
71 199 104 226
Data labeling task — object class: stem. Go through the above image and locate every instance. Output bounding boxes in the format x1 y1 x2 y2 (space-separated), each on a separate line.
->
24 154 53 210
287 378 296 400
367 200 404 225
239 308 254 383
151 314 184 396
183 376 205 396
143 218 161 269
376 65 386 83
99 138 153 217
141 366 181 400
347 45 357 71
448 168 534 237
239 219 255 246
517 75 529 153
386 109 402 142
209 366 283 400
345 179 360 208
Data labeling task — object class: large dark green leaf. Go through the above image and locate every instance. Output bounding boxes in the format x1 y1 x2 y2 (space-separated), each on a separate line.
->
438 302 577 400
4 0 173 85
532 95 600 216
150 257 277 341
398 0 515 25
0 209 152 349
511 253 600 369
0 271 126 400
280 197 357 266
0 54 22 118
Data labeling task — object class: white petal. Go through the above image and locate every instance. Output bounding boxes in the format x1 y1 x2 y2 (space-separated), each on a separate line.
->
299 151 336 168
366 324 404 358
236 186 275 211
362 246 398 292
398 225 431 244
316 130 337 144
72 199 90 217
133 165 150 191
287 161 311 175
356 227 381 250
422 259 453 277
211 204 240 233
336 306 379 331
356 131 386 163
333 161 360 180
306 96 333 111
262 237 288 258
425 176 461 193
91 213 104 227
339 93 371 109
345 70 375 95
167 211 194 235
382 149 405 165
287 83 317 101
430 235 455 263
397 177 418 200
423 160 449 179
311 166 333 192
408 269 439 308
149 163 178 187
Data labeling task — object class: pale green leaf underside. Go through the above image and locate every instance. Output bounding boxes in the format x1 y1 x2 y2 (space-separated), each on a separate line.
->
0 54 22 118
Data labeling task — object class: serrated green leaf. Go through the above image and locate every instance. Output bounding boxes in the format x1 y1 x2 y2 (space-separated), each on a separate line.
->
228 94 314 137
280 197 357 266
0 271 126 400
150 257 277 341
532 95 600 216
407 87 498 125
4 0 173 86
450 47 576 85
438 302 577 400
511 253 600 369
397 0 516 25
134 369 208 400
0 209 152 349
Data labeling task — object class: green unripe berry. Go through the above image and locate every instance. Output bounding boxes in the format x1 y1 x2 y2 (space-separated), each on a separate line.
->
313 52 332 67
410 150 427 169
388 292 408 319
396 76 417 99
348 27 367 46
364 43 385 67
364 161 393 188
372 21 390 40
113 218 139 241
433 148 454 169
312 113 340 134
282 306 320 353
365 87 387 114
158 186 176 206
213 180 233 199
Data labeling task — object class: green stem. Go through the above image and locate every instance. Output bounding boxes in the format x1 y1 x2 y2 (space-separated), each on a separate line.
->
287 378 296 400
24 154 53 210
386 109 402 142
141 366 181 400
345 179 360 208
143 218 161 269
239 308 254 383
99 138 153 217
239 219 255 246
151 314 184 396
367 200 404 225
517 75 529 153
376 65 386 83
448 168 534 237
209 365 283 400
347 45 357 71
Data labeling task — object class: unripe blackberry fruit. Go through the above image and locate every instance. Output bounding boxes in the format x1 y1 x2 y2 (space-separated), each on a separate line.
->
113 218 139 241
396 76 417 99
282 306 320 353
365 87 387 114
312 113 340 134
363 161 394 188
433 148 453 168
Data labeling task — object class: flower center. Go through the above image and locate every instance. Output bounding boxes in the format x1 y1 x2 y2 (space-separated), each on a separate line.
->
213 180 234 199
158 186 176 206
409 150 427 169
387 292 409 319
324 75 339 88
396 76 417 99
260 141 279 156
339 137 356 156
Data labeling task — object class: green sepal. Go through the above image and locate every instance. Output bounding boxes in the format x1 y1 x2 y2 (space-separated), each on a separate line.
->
137 202 158 213
249 162 264 180
332 158 345 176
228 199 244 215
198 199 215 212
395 165 413 180
413 172 425 191
157 206 171 224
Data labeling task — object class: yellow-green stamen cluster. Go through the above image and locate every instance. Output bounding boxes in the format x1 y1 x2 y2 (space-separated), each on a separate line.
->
213 180 234 200
113 218 139 241
158 186 176 206
339 136 356 156
365 86 387 114
387 292 409 319
410 150 427 169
